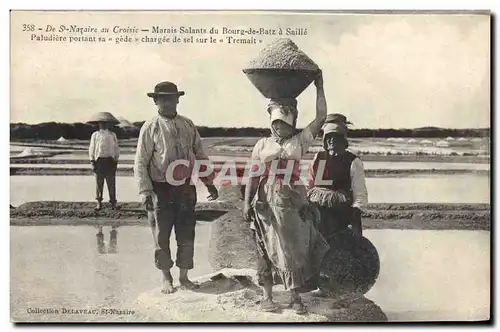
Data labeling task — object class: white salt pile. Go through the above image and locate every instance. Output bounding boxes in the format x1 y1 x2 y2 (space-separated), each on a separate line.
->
135 268 387 323
246 38 318 71
435 140 450 148
117 117 135 128
16 148 44 157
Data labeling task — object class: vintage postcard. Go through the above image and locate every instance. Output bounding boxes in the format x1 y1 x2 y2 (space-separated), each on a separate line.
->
9 10 491 323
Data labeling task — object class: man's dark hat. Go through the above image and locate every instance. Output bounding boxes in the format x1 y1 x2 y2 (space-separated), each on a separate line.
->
147 81 185 98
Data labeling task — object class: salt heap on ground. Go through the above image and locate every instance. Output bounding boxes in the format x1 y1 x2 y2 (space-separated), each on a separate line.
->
135 268 387 323
16 147 43 157
117 117 135 128
57 136 68 143
435 140 450 148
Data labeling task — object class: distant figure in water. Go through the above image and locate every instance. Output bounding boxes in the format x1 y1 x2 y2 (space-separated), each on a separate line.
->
96 226 106 254
109 226 118 253
96 225 118 254
134 81 219 294
88 112 121 211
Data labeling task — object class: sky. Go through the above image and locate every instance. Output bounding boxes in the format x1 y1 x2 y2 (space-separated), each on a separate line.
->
10 11 490 129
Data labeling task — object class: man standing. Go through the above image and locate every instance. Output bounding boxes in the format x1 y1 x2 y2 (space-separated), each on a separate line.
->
88 112 120 211
134 81 219 294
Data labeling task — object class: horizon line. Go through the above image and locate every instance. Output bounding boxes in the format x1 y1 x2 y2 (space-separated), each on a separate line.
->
9 121 491 131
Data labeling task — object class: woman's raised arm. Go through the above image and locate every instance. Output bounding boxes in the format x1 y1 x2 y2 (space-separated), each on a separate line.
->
305 70 327 137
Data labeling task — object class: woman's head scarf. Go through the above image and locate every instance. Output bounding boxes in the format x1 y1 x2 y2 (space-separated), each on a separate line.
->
267 98 298 143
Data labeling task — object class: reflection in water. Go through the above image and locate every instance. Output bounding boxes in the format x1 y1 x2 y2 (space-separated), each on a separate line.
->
96 226 119 254
10 225 212 322
109 227 118 253
9 174 490 207
11 226 489 322
96 227 105 253
94 226 123 308
93 249 122 308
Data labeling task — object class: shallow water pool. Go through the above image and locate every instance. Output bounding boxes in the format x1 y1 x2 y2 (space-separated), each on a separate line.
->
9 176 211 207
10 174 490 207
48 154 136 161
10 223 213 322
10 225 490 322
12 164 134 169
12 159 490 171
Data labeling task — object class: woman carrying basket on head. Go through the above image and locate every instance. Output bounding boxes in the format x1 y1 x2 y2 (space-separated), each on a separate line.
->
243 70 329 314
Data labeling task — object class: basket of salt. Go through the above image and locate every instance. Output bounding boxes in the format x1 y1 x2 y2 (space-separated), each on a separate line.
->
243 38 319 99
318 228 380 299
